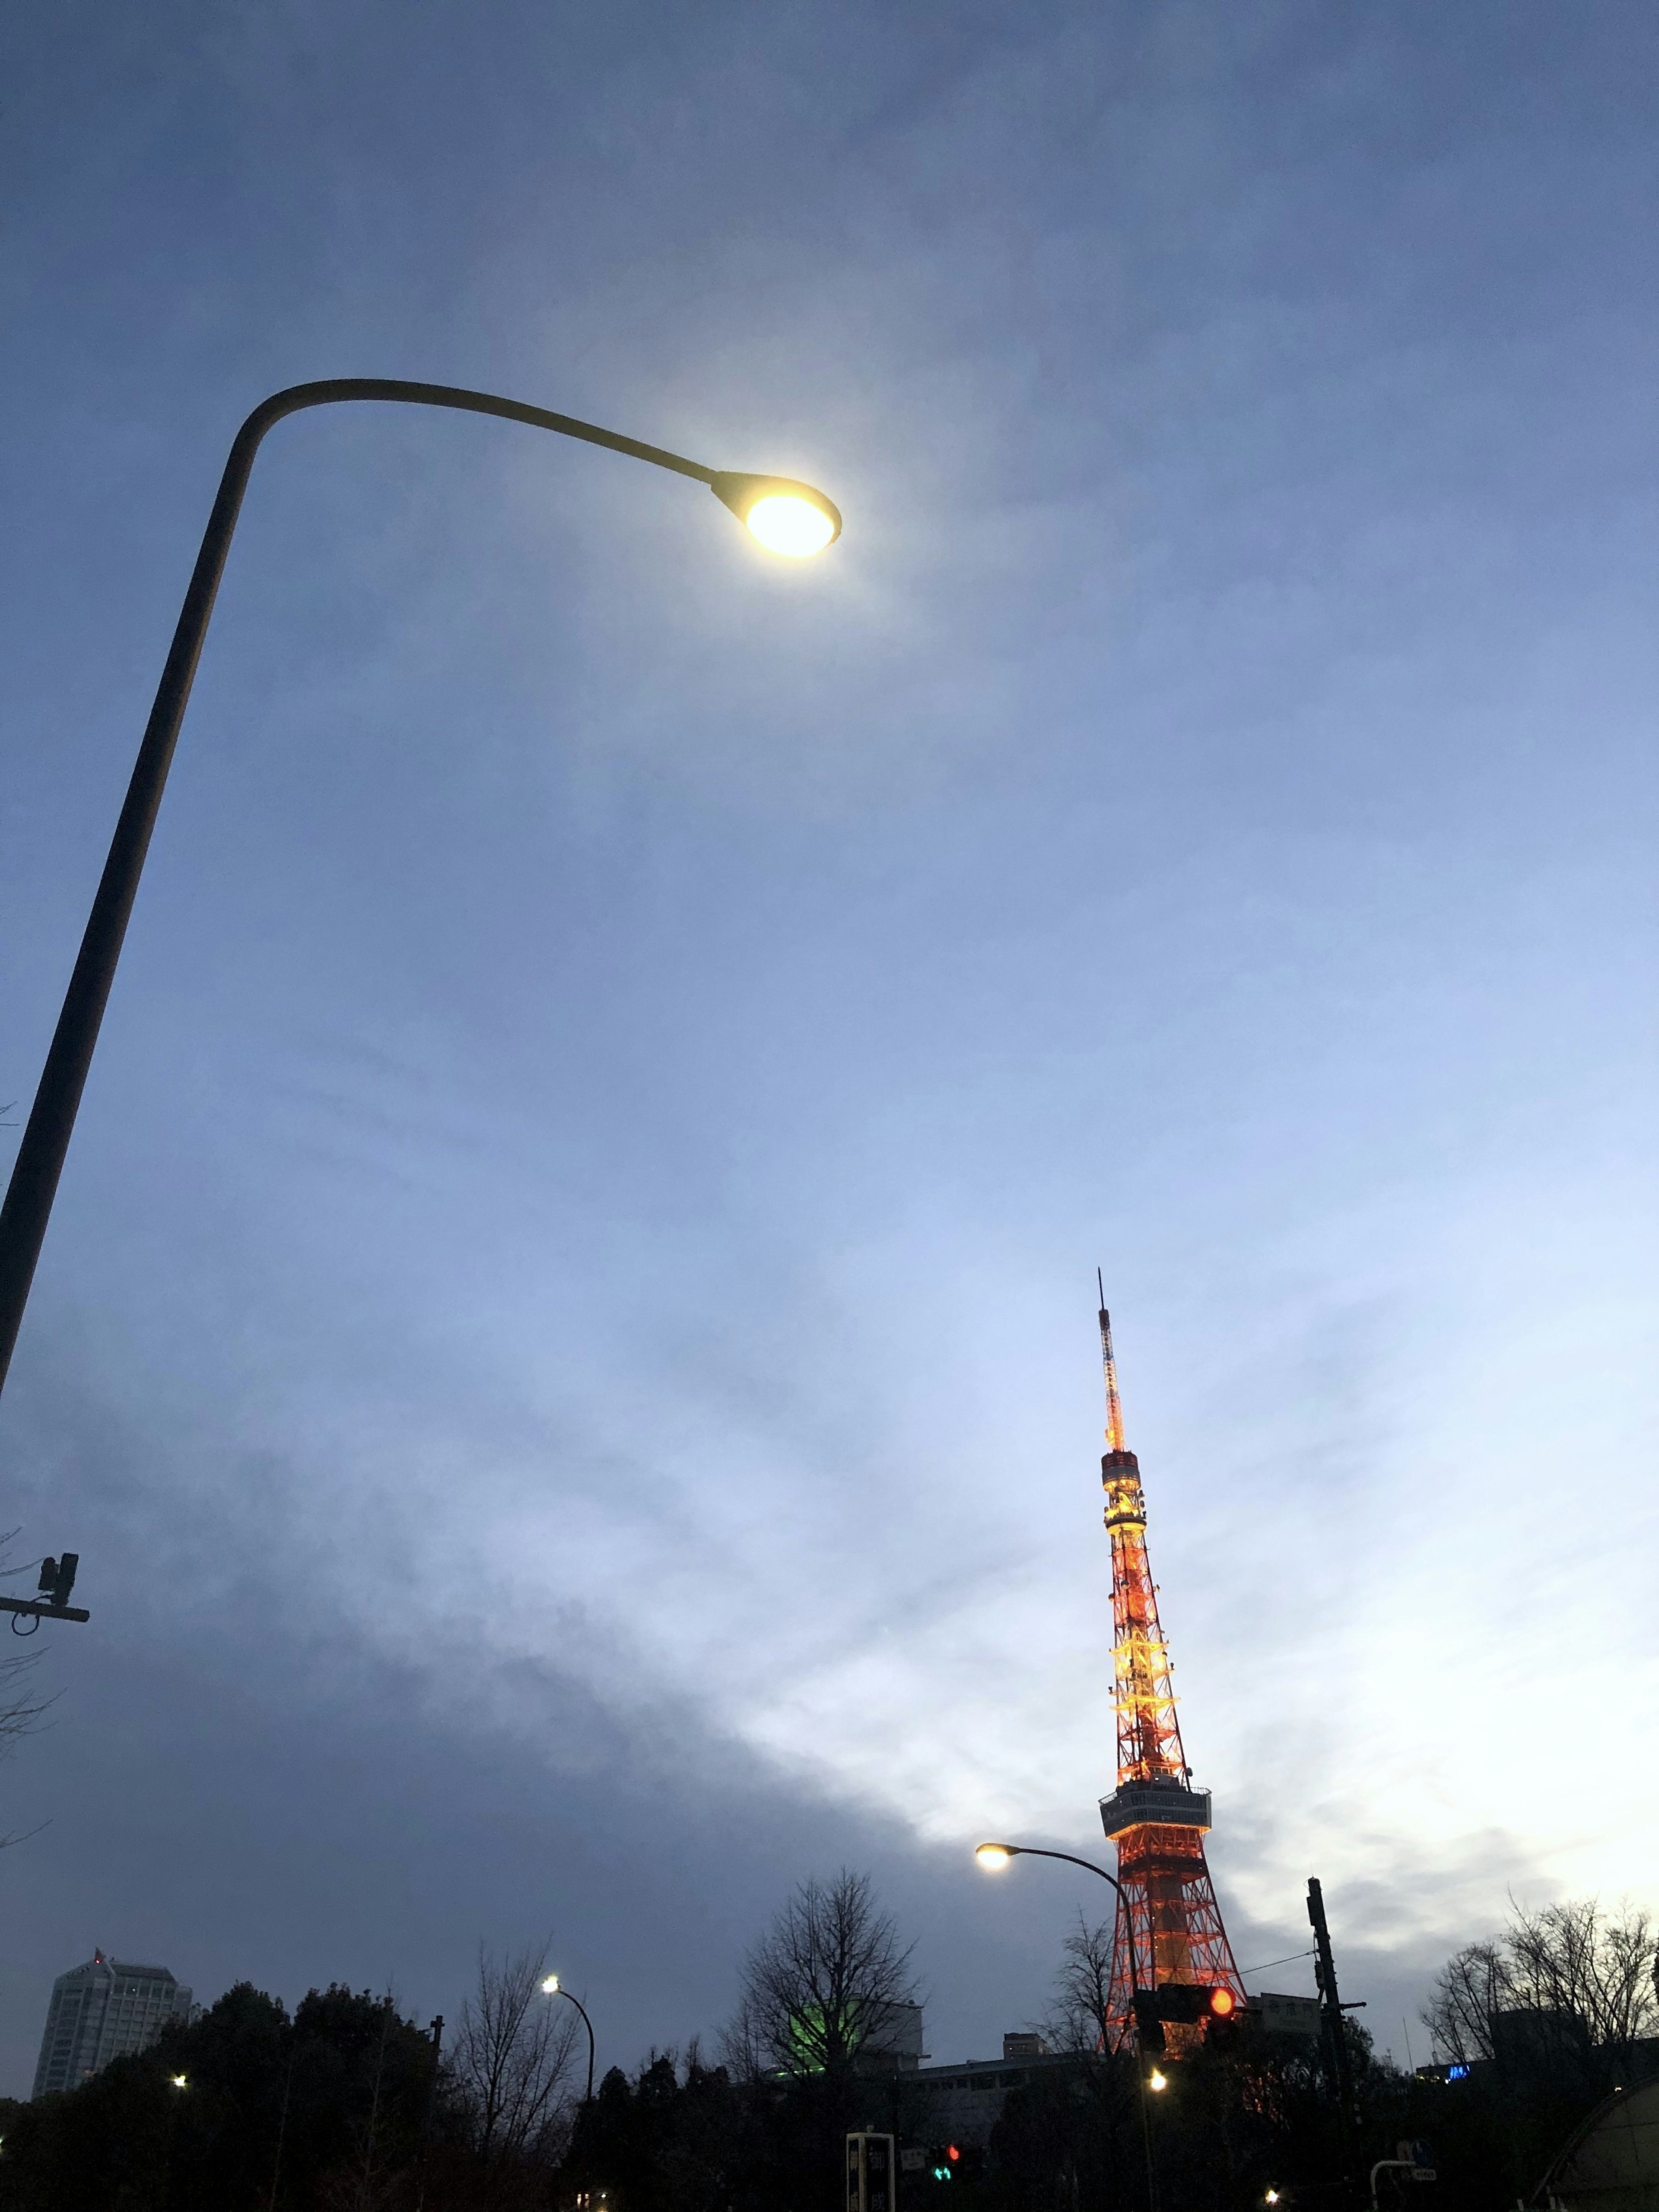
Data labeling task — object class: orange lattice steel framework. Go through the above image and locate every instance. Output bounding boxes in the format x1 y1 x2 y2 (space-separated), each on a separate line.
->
1096 1293 1244 2053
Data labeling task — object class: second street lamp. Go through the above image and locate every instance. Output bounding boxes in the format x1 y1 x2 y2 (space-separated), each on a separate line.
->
976 1840 1160 2212
541 1974 596 2104
974 1841 1148 2019
0 380 842 1530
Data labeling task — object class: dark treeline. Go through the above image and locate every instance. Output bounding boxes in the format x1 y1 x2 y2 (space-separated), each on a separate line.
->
2 1881 1652 2210
0 1944 578 2212
0 1982 453 2211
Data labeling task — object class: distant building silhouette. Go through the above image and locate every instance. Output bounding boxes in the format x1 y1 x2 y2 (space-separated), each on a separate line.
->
32 1951 194 2098
855 1999 926 2073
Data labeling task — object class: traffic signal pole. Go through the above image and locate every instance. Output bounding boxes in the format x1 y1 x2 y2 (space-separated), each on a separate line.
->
1308 1878 1358 2199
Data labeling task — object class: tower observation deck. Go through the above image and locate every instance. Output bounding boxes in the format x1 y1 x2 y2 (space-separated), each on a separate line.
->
1095 1289 1243 2050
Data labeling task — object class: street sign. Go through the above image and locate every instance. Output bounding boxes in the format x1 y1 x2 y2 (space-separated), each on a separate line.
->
849 2133 896 2212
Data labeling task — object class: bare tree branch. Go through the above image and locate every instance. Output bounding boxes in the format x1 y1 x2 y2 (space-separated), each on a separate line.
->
452 1938 580 2167
1423 1898 1659 2070
0 1536 56 1848
729 1870 919 2080
1041 1913 1115 2054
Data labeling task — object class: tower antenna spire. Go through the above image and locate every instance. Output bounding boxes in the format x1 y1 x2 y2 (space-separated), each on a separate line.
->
1097 1270 1125 1456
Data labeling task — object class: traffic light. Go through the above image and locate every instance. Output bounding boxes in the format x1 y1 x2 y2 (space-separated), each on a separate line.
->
927 2146 962 2183
37 1553 78 1608
1133 1984 1245 2048
1133 1990 1167 2053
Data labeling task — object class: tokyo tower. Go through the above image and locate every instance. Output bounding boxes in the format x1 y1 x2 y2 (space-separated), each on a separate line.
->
1095 1283 1243 2051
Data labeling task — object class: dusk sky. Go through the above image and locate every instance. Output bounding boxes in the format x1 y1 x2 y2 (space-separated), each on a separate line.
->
1 0 1655 2097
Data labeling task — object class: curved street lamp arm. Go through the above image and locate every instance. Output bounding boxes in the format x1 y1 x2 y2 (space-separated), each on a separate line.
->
0 381 723 1399
556 1988 597 2102
982 1844 1141 1991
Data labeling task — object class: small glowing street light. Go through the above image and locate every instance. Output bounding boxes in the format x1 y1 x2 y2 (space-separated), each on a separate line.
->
1147 2069 1168 2093
974 1843 1013 1870
541 1974 560 1995
1265 2191 1282 2205
169 2073 188 2089
709 472 842 556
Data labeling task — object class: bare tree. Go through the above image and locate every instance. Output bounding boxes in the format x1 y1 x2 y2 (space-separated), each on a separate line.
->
728 1870 919 2079
1423 1939 1509 2063
1041 1913 1116 2054
451 1939 581 2166
0 1537 55 1845
1424 1898 1659 2069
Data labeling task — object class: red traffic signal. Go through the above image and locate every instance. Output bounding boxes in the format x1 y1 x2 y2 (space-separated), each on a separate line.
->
1133 1983 1244 2046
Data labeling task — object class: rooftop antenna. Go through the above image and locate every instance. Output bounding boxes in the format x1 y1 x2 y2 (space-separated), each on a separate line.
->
1096 1269 1125 1456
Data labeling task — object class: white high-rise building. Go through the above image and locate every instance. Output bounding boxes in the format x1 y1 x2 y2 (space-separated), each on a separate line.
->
31 1952 194 2098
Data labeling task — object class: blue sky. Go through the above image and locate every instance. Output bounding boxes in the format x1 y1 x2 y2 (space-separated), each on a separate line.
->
0 0 1655 2094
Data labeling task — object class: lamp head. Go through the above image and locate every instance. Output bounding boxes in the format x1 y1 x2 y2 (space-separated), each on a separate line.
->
709 473 841 557
974 1843 1015 1870
1147 2069 1168 2093
170 2074 188 2090
541 1974 560 1995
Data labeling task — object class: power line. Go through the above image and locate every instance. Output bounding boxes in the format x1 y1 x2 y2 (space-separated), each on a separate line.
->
1238 1948 1316 1975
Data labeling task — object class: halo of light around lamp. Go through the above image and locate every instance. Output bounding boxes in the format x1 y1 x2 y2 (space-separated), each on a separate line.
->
709 472 842 556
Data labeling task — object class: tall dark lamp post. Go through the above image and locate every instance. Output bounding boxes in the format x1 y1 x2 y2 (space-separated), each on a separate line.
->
976 1840 1163 2212
0 379 841 1436
541 1973 596 2103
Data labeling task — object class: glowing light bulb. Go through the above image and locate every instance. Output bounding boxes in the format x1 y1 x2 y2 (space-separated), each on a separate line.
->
1147 2069 1168 2092
541 1975 560 1994
170 2074 188 2090
974 1844 1012 1870
744 494 836 557
709 471 840 554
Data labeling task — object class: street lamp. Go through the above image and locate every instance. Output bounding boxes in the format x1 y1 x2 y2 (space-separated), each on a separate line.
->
976 1841 1159 2212
0 381 843 1427
974 1843 1147 2018
541 1972 596 2103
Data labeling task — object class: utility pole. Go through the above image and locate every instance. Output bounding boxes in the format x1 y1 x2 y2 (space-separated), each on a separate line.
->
1308 1878 1358 2199
413 2014 444 2212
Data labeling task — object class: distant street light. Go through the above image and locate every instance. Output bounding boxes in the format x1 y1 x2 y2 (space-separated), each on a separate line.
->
169 2073 188 2089
541 1972 596 2103
0 381 843 1586
975 1840 1160 2212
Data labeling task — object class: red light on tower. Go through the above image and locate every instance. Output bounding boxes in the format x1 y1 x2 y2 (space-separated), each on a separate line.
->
1209 1988 1236 2018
